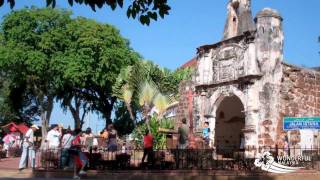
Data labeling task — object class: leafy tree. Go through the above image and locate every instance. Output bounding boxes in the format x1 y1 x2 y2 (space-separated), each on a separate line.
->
0 77 39 126
0 8 72 145
56 87 89 129
113 60 193 134
0 0 171 25
0 7 140 133
132 115 173 149
114 61 193 101
53 17 140 126
113 101 135 136
0 77 18 125
113 61 193 126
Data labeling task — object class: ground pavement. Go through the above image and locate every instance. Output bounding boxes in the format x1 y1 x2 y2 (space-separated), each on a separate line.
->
0 157 320 180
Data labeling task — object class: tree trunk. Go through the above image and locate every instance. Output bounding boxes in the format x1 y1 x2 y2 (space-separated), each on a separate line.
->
102 97 116 128
70 107 81 129
80 103 87 129
103 110 112 128
69 99 81 129
40 95 54 149
125 102 136 125
144 103 151 133
40 108 48 149
69 97 88 130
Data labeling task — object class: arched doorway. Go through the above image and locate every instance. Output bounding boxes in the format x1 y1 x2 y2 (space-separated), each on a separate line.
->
214 95 245 156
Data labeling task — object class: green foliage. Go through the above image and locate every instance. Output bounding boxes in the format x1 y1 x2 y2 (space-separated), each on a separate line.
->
156 67 194 97
113 61 193 122
138 81 158 106
0 8 72 128
132 115 174 149
55 16 140 125
112 60 192 135
113 101 135 136
0 0 171 26
0 77 17 125
114 61 193 103
0 77 39 125
0 7 140 129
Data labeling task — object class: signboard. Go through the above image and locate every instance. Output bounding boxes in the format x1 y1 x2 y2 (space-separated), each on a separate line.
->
283 117 320 130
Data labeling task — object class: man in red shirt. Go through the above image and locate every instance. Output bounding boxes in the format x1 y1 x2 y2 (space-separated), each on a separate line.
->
141 130 154 165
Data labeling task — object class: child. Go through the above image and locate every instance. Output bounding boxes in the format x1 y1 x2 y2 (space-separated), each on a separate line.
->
202 122 210 146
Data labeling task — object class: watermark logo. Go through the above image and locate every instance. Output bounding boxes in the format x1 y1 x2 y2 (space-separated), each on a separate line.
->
254 151 305 173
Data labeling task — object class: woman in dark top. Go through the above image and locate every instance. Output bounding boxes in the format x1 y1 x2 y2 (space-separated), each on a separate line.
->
107 124 117 152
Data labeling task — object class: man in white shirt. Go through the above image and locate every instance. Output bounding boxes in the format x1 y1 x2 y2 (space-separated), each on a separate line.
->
19 124 39 171
61 129 74 168
46 124 62 149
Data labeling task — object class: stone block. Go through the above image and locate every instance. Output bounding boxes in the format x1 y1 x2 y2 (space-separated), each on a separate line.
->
262 119 272 126
261 133 271 139
264 139 274 146
289 74 297 81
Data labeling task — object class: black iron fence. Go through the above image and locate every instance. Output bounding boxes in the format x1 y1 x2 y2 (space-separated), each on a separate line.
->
32 146 320 172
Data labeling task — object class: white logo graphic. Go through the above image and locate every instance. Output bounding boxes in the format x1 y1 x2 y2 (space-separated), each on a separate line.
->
254 151 302 173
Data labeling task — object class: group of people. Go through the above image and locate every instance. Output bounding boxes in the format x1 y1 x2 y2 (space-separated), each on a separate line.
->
17 124 88 178
139 118 211 166
1 131 21 157
14 118 211 176
177 118 211 149
17 123 119 179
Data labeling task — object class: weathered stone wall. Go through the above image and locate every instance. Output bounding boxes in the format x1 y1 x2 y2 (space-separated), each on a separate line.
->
176 0 320 152
175 81 195 130
277 63 320 147
255 8 284 149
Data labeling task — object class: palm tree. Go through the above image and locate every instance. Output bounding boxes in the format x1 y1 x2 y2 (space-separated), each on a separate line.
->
113 61 173 131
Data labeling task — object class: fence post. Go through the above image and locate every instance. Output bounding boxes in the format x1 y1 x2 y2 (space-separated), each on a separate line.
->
89 146 92 169
26 148 29 168
32 150 35 172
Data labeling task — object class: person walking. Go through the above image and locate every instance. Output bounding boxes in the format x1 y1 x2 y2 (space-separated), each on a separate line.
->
19 124 39 171
141 130 154 165
70 129 88 179
61 129 74 169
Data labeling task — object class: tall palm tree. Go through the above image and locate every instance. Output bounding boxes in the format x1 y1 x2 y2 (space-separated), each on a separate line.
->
113 64 173 130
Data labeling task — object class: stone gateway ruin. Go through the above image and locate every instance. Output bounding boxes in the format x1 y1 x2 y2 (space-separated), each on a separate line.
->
176 0 320 157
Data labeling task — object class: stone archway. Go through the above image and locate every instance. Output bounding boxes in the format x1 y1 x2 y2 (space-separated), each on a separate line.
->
214 95 245 153
203 85 252 157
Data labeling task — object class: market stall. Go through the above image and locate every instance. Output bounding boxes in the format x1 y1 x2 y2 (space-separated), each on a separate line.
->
1 122 28 157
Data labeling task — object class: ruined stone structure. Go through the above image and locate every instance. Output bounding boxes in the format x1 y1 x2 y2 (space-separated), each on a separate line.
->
176 0 320 157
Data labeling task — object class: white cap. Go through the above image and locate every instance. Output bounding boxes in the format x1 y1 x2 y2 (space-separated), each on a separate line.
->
31 124 39 130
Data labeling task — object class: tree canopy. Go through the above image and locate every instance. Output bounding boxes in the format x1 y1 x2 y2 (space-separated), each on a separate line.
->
0 7 139 131
113 60 192 133
0 0 171 25
0 7 191 137
0 8 73 141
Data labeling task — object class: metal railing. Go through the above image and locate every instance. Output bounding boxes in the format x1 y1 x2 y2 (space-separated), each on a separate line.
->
32 146 320 172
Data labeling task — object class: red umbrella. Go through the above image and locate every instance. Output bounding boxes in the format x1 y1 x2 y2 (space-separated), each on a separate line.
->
17 123 29 134
1 122 29 134
1 122 18 133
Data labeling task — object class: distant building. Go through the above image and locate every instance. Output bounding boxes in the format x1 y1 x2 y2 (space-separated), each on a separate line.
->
176 0 320 157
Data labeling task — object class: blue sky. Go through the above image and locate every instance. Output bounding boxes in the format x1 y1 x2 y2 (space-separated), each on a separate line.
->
0 0 319 132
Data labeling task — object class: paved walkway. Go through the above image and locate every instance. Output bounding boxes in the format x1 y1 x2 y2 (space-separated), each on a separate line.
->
0 157 320 179
0 157 34 179
0 157 20 170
